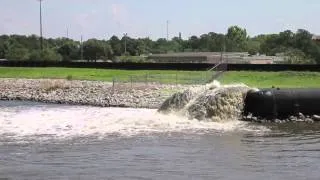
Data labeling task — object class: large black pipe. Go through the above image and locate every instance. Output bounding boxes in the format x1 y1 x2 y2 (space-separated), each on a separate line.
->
244 88 320 119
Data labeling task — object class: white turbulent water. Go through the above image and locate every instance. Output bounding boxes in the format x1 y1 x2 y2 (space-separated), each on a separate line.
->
0 105 268 140
159 80 257 121
0 81 268 140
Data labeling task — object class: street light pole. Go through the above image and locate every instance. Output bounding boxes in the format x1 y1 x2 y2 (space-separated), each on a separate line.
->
39 0 43 51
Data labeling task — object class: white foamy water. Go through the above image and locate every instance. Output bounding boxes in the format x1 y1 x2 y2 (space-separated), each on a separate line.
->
159 80 259 121
0 104 267 139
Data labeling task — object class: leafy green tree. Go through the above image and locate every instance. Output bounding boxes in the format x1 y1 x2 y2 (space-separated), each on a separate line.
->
226 26 248 52
189 36 200 51
198 34 211 51
260 34 280 55
208 32 225 52
109 36 122 56
83 39 105 62
283 48 315 64
121 36 138 56
136 38 147 55
309 42 320 64
101 42 114 60
2 25 320 64
29 49 62 61
5 47 30 61
0 43 5 59
58 41 79 61
0 35 9 58
247 40 261 55
168 38 182 52
136 38 154 55
153 38 169 53
4 38 30 60
294 29 313 54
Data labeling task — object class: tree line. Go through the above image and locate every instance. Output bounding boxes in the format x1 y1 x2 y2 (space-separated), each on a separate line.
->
0 26 320 64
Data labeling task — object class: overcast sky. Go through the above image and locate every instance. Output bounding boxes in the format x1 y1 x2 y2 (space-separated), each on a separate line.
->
1 0 320 41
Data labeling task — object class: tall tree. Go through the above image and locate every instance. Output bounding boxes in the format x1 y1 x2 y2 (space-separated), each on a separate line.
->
5 47 30 61
226 26 248 52
189 36 200 51
29 48 62 61
109 36 122 56
83 39 105 62
58 41 80 61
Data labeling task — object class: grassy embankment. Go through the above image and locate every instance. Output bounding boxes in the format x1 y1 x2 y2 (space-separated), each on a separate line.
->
0 67 210 84
219 71 320 88
0 67 320 88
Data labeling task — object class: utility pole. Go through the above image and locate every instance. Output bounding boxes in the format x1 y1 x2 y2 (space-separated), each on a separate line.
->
220 36 227 63
166 20 169 41
39 0 43 51
80 35 83 60
124 33 127 55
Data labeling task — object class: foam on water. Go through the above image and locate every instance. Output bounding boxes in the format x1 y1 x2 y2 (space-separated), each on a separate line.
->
159 80 257 121
0 104 268 140
0 80 269 140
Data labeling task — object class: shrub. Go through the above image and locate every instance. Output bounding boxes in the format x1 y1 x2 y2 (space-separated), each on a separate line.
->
40 79 70 92
5 47 30 61
66 75 73 81
29 49 62 61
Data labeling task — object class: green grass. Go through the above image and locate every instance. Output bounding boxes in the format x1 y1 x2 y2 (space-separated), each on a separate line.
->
0 67 210 84
0 67 319 88
219 71 320 88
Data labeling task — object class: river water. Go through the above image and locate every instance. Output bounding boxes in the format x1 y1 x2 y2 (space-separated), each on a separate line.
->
0 101 319 180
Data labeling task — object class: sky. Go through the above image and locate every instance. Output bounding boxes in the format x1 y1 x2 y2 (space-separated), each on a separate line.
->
1 0 320 41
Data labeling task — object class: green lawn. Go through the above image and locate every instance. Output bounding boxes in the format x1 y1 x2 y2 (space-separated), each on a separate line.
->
219 71 320 88
0 67 210 84
0 67 319 88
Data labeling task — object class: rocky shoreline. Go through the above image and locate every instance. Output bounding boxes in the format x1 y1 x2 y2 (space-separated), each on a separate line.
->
0 78 197 109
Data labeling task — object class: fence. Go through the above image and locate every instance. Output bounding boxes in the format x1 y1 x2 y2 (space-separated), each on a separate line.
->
1 60 319 71
111 60 228 90
108 61 228 108
112 70 214 88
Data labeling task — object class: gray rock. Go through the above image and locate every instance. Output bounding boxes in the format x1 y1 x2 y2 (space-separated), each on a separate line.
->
305 118 314 123
312 115 320 121
298 112 305 119
0 78 192 109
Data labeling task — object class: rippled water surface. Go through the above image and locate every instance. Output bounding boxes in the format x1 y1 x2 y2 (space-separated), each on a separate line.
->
0 101 319 180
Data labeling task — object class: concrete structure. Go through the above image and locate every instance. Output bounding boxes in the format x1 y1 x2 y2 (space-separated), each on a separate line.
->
147 52 283 64
312 35 320 42
148 52 247 64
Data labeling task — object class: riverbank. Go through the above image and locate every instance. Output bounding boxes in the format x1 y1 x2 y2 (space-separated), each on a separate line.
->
220 71 320 88
0 67 208 84
1 67 320 88
0 78 199 109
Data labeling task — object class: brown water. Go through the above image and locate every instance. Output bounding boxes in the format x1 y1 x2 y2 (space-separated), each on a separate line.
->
0 101 319 180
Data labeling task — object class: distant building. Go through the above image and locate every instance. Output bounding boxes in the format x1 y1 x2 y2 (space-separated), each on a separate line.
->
312 35 320 42
147 52 283 64
147 52 248 64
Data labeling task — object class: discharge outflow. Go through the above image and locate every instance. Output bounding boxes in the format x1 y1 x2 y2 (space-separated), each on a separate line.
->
158 81 252 122
0 103 270 142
